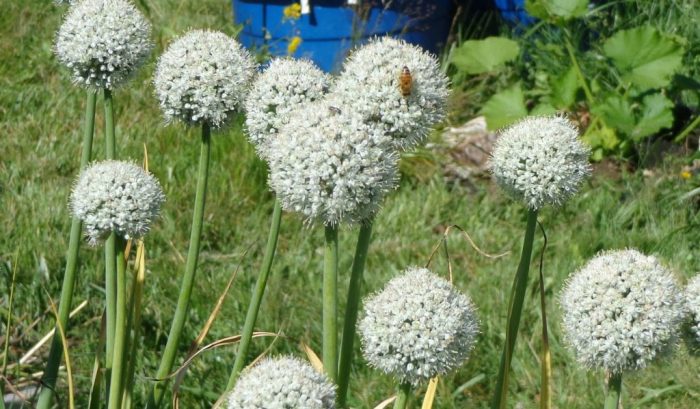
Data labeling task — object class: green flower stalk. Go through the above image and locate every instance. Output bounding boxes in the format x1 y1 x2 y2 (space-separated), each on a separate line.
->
393 383 412 409
604 374 622 409
227 58 327 388
323 224 339 381
149 124 210 407
337 221 372 406
36 90 96 409
227 200 282 388
489 115 590 409
149 29 254 407
107 236 128 409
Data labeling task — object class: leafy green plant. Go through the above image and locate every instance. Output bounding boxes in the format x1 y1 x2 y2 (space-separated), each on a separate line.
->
447 0 699 161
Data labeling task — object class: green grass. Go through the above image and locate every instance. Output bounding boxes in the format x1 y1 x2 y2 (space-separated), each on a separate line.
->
1 1 700 408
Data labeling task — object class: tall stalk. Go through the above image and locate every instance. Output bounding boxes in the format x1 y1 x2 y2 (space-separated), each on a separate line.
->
148 123 211 408
491 209 538 409
227 200 283 389
36 90 97 409
393 382 412 409
107 237 128 409
103 88 117 401
337 221 373 407
323 225 339 382
604 373 622 409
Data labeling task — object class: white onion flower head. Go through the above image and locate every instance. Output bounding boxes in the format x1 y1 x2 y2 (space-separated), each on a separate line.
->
561 249 685 374
684 275 700 353
70 160 165 245
331 37 449 151
154 30 256 129
55 0 152 89
245 58 331 159
267 100 398 225
227 356 335 409
490 115 591 210
359 267 479 385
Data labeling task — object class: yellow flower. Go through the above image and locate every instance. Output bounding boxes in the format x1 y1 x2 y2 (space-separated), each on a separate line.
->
283 3 302 20
287 36 302 55
681 170 692 180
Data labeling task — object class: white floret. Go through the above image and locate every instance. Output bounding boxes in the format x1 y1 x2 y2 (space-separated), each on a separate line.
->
55 0 152 89
267 99 398 225
245 58 330 159
331 37 449 151
227 356 335 409
70 160 165 245
359 267 479 385
154 30 256 129
490 115 591 209
561 249 685 374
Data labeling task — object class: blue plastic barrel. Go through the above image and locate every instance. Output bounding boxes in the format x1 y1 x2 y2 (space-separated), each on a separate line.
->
232 0 456 72
493 0 536 26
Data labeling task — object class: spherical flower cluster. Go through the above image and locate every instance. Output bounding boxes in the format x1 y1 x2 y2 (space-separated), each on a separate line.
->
154 30 256 129
490 115 591 210
331 37 449 151
70 160 165 245
684 275 700 352
227 356 335 409
55 0 152 89
267 100 398 225
245 58 331 158
561 249 685 374
358 267 479 385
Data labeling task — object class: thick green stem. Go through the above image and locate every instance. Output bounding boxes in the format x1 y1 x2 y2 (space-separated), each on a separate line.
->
393 382 412 409
36 90 96 409
227 200 283 389
604 373 622 409
323 224 339 382
491 209 538 409
104 88 115 159
107 237 128 409
122 244 146 409
337 221 373 407
147 123 211 408
104 231 117 400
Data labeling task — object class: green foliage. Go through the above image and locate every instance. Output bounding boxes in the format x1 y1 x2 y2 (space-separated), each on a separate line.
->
448 0 699 161
526 0 589 20
450 37 520 75
479 83 527 129
603 26 685 91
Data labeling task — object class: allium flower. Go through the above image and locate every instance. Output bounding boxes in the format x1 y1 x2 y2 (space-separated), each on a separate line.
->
331 37 449 151
490 115 591 210
70 160 165 245
684 275 700 352
359 267 479 385
154 30 256 128
227 356 335 409
561 249 685 374
55 0 152 89
267 100 398 225
244 58 330 159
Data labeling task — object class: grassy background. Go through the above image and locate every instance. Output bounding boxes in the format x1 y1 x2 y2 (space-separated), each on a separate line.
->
1 1 700 408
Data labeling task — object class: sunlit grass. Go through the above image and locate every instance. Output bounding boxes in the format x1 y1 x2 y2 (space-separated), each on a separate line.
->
1 1 699 408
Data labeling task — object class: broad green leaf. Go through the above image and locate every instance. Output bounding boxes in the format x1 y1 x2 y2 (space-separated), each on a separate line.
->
480 83 528 130
450 37 520 75
631 93 673 140
550 66 579 108
592 95 636 135
603 26 685 90
525 0 589 20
